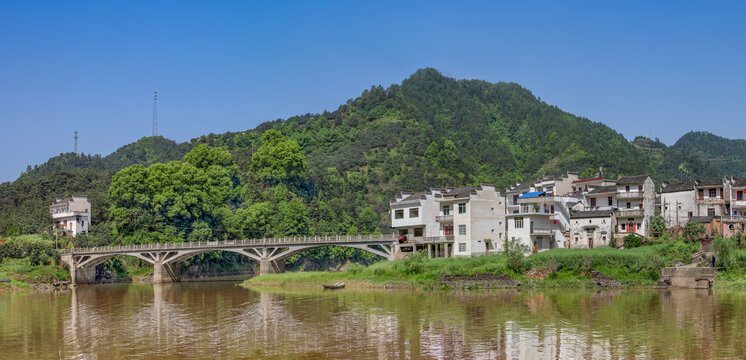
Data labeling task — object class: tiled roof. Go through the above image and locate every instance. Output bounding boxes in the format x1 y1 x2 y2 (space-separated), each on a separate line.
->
733 178 746 187
661 181 695 194
695 179 723 187
399 191 427 202
688 216 714 224
571 210 614 219
442 187 477 198
586 185 616 195
617 174 650 185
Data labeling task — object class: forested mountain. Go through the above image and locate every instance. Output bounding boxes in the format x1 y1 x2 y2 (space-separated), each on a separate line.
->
672 131 746 177
19 136 191 181
2 68 743 242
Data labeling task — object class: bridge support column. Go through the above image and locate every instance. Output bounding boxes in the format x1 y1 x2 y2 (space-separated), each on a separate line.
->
152 262 180 284
259 259 285 275
70 266 96 286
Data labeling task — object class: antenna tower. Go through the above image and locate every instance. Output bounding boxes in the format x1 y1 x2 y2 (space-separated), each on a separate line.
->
152 91 158 136
74 130 78 154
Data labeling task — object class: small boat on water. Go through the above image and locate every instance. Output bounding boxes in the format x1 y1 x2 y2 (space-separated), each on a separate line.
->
323 282 345 289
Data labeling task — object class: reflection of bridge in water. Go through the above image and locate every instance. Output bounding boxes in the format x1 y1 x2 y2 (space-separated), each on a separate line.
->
60 234 453 285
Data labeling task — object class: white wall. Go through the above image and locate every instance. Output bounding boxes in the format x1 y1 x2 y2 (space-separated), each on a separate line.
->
570 216 614 249
661 190 696 227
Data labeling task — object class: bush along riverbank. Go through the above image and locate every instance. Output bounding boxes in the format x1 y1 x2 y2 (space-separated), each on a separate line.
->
244 241 716 290
0 235 70 293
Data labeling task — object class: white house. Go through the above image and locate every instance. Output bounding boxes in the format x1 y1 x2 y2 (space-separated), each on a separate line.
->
50 195 91 236
506 191 581 253
390 189 444 240
660 181 697 228
613 175 655 243
569 210 615 248
436 184 506 257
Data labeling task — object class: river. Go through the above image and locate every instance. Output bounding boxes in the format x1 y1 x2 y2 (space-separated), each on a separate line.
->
1 282 744 359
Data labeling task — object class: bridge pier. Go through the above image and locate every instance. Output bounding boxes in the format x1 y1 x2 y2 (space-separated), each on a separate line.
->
259 259 285 275
152 262 180 284
70 265 96 285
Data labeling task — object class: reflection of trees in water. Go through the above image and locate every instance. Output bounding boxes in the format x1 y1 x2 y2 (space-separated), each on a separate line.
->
41 285 746 359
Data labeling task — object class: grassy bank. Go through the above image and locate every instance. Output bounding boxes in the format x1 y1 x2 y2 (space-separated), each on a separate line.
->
0 235 70 293
244 243 703 289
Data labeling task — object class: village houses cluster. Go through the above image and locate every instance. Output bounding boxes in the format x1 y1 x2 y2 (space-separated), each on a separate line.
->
390 172 746 257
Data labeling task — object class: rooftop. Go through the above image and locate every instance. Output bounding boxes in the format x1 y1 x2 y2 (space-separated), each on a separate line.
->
661 181 695 194
617 174 650 185
586 185 617 195
570 210 614 219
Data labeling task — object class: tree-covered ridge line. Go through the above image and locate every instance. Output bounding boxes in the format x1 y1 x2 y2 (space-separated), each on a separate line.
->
2 68 744 243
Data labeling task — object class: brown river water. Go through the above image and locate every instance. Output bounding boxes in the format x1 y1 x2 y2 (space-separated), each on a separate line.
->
1 282 745 359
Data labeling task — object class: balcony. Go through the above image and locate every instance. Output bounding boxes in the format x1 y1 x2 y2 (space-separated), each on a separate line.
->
616 192 643 200
436 215 454 222
530 227 554 236
732 200 746 208
696 197 725 204
616 208 644 218
722 215 746 223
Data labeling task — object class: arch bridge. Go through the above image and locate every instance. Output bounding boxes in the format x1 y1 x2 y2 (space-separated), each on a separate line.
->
60 234 399 285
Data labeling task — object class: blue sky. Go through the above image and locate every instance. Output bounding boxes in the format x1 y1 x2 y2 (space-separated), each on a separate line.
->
1 1 744 182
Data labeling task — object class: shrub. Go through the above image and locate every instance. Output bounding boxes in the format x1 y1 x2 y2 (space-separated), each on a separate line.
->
712 235 738 270
683 223 705 243
504 238 530 274
624 234 643 248
346 262 365 275
402 250 426 275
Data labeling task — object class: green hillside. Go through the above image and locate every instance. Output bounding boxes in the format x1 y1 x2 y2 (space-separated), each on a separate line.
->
672 131 746 177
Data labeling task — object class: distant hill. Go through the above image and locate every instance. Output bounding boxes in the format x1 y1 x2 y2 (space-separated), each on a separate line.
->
19 136 192 181
2 68 743 235
671 131 746 177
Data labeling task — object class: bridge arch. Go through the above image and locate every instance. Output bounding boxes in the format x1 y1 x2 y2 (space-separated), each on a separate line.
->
269 243 393 262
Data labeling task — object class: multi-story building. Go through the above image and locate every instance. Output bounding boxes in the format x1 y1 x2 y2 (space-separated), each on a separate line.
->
581 185 618 211
613 175 656 243
436 185 506 257
50 195 91 237
505 183 531 214
723 177 746 236
660 181 697 228
569 210 615 249
571 173 617 197
390 189 444 241
390 184 505 258
506 191 581 253
695 179 729 217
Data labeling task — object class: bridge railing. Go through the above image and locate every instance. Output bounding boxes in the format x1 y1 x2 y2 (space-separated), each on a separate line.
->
60 233 398 254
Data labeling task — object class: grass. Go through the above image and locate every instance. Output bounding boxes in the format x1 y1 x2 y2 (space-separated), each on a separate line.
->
244 242 705 290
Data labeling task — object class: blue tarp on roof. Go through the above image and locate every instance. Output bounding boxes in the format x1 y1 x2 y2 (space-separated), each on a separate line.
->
518 191 546 199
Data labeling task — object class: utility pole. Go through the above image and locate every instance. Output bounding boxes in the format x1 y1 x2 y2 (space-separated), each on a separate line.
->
74 130 78 154
153 91 158 136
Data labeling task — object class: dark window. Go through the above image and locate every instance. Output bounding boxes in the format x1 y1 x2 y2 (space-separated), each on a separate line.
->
442 205 450 215
409 208 419 218
639 203 643 210
709 189 717 198
458 203 467 214
738 191 743 201
414 228 423 237
608 197 613 206
590 197 597 207
512 195 518 205
626 186 630 192
638 185 643 192
708 208 715 217
394 210 404 219
688 212 693 218
627 202 631 209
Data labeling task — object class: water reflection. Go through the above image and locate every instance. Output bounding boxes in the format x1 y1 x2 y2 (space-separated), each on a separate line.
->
1 283 745 359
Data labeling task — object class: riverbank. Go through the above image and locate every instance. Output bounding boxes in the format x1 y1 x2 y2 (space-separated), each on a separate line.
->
0 235 70 293
244 243 724 290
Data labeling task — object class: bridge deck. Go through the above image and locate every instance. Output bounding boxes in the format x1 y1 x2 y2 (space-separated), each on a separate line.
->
61 234 418 255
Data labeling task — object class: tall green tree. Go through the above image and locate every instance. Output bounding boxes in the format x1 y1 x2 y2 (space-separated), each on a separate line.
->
250 130 307 184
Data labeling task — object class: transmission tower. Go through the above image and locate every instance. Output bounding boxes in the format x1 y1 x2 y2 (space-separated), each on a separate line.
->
153 91 158 136
74 130 78 154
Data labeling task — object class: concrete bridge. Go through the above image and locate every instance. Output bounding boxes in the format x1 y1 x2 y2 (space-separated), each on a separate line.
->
60 234 403 285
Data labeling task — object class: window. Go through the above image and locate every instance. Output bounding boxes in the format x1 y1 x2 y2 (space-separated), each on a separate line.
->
575 237 579 243
638 185 643 192
590 197 597 207
458 203 467 214
627 202 631 209
608 197 613 206
513 195 518 205
699 189 704 200
688 212 693 218
515 217 524 229
458 224 466 235
442 205 450 215
444 225 453 235
708 208 715 217
458 243 466 252
414 228 423 237
709 189 717 198
639 203 643 210
409 208 419 218
394 210 404 219
738 191 744 201
621 223 626 230
626 186 630 192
